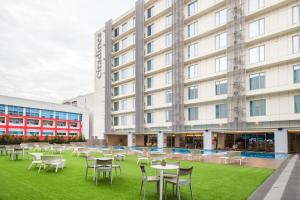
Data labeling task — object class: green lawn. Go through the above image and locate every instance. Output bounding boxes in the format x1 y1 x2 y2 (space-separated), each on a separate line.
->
0 151 272 200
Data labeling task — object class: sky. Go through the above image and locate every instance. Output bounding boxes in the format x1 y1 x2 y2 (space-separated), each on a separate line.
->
0 0 136 103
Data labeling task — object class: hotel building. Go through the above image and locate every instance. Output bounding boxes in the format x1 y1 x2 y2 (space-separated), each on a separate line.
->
0 95 89 139
94 0 300 153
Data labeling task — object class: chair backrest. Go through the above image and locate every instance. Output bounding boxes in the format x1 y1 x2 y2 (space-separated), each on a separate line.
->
85 156 95 167
31 153 42 161
41 155 62 163
152 160 161 165
177 167 193 184
166 161 180 167
140 165 148 180
226 151 241 158
96 159 113 167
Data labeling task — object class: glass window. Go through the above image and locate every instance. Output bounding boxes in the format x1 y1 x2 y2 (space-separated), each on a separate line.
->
188 86 198 100
114 102 119 111
188 1 198 17
147 95 152 106
165 110 172 122
147 59 154 71
114 87 119 96
293 5 300 24
295 95 300 113
215 56 227 72
249 18 265 38
121 84 131 95
113 117 119 126
215 32 227 49
121 38 128 49
147 112 153 123
249 0 265 12
188 64 198 79
113 72 119 82
121 22 128 33
0 130 5 135
147 24 154 37
165 52 172 65
147 77 153 89
9 130 23 135
41 110 54 118
165 33 172 47
249 45 265 64
121 53 129 64
216 104 228 119
188 43 198 58
56 112 67 120
165 71 172 84
215 9 227 26
165 15 172 27
114 57 119 67
147 42 154 54
7 106 23 116
216 80 227 95
250 99 266 116
165 91 172 103
114 42 119 52
188 22 198 37
294 65 300 83
250 72 265 90
293 35 300 53
42 131 54 136
114 27 119 37
166 0 173 8
147 6 154 18
0 105 5 114
188 107 198 121
25 108 40 117
121 68 131 80
27 131 40 136
68 113 79 121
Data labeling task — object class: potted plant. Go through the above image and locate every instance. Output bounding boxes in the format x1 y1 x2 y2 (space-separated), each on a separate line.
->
161 159 166 166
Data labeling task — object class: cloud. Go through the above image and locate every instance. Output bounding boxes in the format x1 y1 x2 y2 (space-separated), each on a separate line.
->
0 0 136 103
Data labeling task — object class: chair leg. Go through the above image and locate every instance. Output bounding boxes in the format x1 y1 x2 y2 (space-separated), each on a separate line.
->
139 181 143 195
164 182 168 200
143 182 147 200
189 183 194 200
177 186 181 200
96 171 98 185
85 168 88 179
156 181 159 194
110 171 112 184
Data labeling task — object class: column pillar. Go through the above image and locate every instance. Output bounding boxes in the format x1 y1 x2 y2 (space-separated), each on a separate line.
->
127 132 136 147
157 131 167 148
274 128 288 153
204 130 213 150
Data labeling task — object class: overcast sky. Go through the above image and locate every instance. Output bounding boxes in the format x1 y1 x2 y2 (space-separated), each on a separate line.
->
0 0 136 103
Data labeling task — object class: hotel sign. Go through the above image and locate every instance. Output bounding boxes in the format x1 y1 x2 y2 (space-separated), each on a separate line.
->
95 33 103 79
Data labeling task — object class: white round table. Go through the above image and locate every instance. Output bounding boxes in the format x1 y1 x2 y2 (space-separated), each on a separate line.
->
151 164 179 200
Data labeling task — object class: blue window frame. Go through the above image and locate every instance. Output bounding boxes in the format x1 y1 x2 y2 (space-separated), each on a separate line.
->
0 130 5 135
0 105 5 114
27 131 39 136
25 108 40 117
68 113 79 121
9 130 23 135
41 110 54 118
7 106 23 116
42 131 54 136
55 112 67 120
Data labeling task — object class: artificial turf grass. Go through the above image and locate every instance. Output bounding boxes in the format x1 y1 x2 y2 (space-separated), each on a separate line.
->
0 152 272 200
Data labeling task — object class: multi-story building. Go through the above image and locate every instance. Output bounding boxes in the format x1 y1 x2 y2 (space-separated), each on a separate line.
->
0 95 89 139
94 0 300 153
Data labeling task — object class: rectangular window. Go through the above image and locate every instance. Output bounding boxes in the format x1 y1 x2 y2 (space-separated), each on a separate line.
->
8 106 23 116
294 65 300 83
121 84 130 95
114 57 120 67
250 72 265 90
114 87 119 96
114 27 119 37
114 42 119 52
188 1 198 17
250 99 266 116
122 22 128 33
56 112 67 120
165 91 172 103
165 110 172 122
216 80 227 95
147 6 154 19
188 22 198 38
147 77 153 89
113 102 119 111
216 104 228 119
188 64 198 79
295 95 300 113
147 42 154 54
165 52 172 65
147 59 154 71
215 9 227 26
113 72 119 82
9 130 23 135
215 32 227 49
0 105 5 114
166 0 173 8
249 45 265 64
147 112 153 123
147 24 154 37
293 35 300 53
27 131 39 136
215 56 227 72
41 110 54 118
68 113 79 121
165 33 172 47
121 38 128 49
249 18 265 38
188 107 198 121
249 0 265 12
165 71 172 84
121 53 129 64
25 108 40 117
121 68 131 80
188 86 198 100
293 5 300 24
113 117 119 126
147 95 152 106
165 15 172 27
188 43 198 58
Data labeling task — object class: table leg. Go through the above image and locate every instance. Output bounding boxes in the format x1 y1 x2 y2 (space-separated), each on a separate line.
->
159 170 163 200
22 150 24 160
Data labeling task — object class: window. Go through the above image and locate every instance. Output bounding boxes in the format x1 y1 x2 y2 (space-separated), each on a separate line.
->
27 131 39 136
249 0 265 12
165 91 172 103
121 68 131 79
120 115 130 126
165 71 172 84
188 22 198 38
114 27 119 37
147 6 154 19
188 64 198 79
166 0 173 8
113 117 119 126
68 113 79 121
250 72 265 90
293 35 300 53
9 130 23 135
147 59 154 71
0 105 5 114
293 5 300 24
25 108 40 117
165 33 172 47
215 56 227 72
41 110 54 118
56 112 67 120
121 99 131 110
249 45 265 64
147 24 154 37
294 65 300 83
114 42 119 52
165 52 172 65
113 72 119 82
165 15 172 27
113 102 119 111
0 130 5 135
188 43 198 58
165 110 172 122
114 87 119 96
121 84 131 95
216 104 228 119
188 1 198 17
188 107 198 121
122 22 128 33
216 80 227 95
188 86 198 100
9 118 23 125
147 42 154 54
215 32 227 49
249 18 265 38
295 95 300 113
121 38 128 49
147 95 152 106
8 106 23 116
147 77 153 89
147 112 153 123
121 53 129 64
114 57 120 67
215 9 227 26
250 99 266 116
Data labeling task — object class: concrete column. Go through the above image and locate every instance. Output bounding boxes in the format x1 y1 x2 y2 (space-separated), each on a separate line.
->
274 128 288 153
175 135 181 148
204 130 213 150
157 131 167 148
127 132 136 147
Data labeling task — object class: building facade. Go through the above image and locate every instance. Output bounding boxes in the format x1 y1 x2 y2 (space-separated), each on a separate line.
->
95 0 300 153
0 95 89 139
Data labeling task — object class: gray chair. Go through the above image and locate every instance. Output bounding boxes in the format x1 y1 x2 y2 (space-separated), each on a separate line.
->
112 160 122 176
139 165 160 200
85 156 96 180
95 159 113 185
164 167 194 200
163 161 180 179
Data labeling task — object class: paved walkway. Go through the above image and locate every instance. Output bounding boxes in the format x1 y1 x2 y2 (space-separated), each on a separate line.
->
249 155 300 200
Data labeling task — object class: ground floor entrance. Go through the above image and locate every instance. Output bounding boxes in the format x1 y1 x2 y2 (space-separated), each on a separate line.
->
166 133 203 149
288 131 300 153
107 135 127 146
